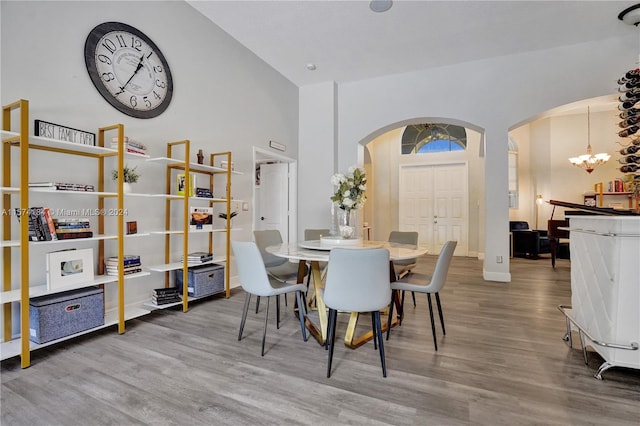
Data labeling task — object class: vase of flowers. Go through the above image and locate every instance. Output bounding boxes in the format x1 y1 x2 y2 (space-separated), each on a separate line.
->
330 166 367 239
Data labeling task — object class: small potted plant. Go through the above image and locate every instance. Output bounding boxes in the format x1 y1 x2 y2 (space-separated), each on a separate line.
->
218 211 238 228
111 165 140 193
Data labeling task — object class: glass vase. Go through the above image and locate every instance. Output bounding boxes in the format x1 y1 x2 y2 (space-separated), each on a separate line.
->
338 209 358 239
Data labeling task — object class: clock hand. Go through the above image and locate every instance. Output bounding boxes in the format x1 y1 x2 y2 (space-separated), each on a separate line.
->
117 54 146 94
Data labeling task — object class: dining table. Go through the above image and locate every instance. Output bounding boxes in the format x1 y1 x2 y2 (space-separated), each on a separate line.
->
266 239 428 349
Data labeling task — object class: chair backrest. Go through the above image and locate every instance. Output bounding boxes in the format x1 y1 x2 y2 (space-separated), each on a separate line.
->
388 231 418 247
429 241 457 293
509 221 530 231
231 240 273 296
388 231 419 265
253 230 286 268
548 219 570 239
323 248 391 312
304 228 330 241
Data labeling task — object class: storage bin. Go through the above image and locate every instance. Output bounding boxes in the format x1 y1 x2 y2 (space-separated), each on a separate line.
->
29 286 104 344
175 263 225 297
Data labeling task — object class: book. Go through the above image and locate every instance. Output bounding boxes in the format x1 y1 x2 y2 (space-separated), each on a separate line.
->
14 208 39 241
195 187 213 198
189 207 213 231
177 173 196 196
55 227 93 233
151 296 181 306
153 287 180 295
55 231 93 239
42 208 58 241
105 255 141 267
106 268 142 276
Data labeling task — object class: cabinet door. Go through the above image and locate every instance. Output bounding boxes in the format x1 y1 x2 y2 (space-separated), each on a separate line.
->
257 163 289 242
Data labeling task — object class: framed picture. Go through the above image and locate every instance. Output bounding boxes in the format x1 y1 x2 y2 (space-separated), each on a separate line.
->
46 248 94 291
189 206 213 231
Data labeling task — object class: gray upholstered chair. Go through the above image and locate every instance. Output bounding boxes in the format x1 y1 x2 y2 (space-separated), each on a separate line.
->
323 248 392 377
388 231 419 306
253 230 305 311
386 241 457 352
303 228 330 292
232 240 307 356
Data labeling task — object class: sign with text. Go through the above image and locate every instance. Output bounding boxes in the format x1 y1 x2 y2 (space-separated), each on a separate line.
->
34 120 95 146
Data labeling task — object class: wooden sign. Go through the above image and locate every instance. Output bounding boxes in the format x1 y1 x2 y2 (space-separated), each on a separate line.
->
34 120 96 146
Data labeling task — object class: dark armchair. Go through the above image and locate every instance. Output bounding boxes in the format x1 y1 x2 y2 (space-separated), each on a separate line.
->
509 221 550 258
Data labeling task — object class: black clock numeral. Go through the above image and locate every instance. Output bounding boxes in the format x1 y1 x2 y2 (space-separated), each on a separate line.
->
101 72 116 82
115 34 127 48
153 65 163 73
147 51 154 60
133 38 142 51
155 80 166 89
97 54 111 65
101 38 117 54
129 96 138 108
153 91 161 100
114 87 125 96
143 97 152 108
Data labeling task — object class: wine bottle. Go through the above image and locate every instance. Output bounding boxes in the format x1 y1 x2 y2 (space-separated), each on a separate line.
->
619 116 640 128
619 108 640 119
619 79 640 92
619 144 640 155
618 126 640 137
619 90 640 103
620 164 640 173
618 100 640 111
618 68 640 84
618 155 640 164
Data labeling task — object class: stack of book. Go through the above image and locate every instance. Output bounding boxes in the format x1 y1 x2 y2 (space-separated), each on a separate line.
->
152 287 181 306
111 137 147 156
54 218 93 240
181 251 213 266
15 206 58 241
29 182 95 192
105 254 142 276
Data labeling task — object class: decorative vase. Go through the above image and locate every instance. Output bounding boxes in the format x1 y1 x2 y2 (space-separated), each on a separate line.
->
197 149 204 164
123 182 132 193
338 209 357 239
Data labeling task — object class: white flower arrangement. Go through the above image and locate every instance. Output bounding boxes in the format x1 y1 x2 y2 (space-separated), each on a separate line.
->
330 166 367 211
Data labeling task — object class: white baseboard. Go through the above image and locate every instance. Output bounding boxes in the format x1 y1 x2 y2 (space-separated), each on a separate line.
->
483 269 510 282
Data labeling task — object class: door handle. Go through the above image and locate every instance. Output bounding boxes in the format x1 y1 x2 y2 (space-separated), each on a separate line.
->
260 216 265 221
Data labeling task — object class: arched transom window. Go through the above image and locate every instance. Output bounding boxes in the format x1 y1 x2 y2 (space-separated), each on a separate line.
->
401 123 467 154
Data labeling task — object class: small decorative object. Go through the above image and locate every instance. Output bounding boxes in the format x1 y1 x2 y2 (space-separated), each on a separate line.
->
218 211 238 228
330 166 367 239
46 248 94 291
126 221 138 235
34 120 96 146
197 149 204 164
177 173 196 196
111 165 139 193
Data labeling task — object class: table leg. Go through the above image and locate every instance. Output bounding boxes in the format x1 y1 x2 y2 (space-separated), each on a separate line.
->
298 260 327 345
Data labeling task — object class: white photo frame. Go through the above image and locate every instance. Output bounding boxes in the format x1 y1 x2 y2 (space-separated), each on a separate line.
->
46 248 94 291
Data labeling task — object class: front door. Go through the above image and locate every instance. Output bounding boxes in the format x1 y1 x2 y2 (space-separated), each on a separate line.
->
399 163 468 255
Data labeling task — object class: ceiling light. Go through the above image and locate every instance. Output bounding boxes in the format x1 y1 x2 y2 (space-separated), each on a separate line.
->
370 0 393 13
618 3 640 26
568 106 611 174
305 63 317 71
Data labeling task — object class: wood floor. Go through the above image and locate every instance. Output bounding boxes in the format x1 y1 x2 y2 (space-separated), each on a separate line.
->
2 256 639 425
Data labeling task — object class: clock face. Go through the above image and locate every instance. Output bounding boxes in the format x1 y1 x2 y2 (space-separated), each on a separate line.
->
84 22 173 119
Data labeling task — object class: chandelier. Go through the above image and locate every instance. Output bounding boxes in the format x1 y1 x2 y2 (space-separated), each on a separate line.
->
568 107 610 174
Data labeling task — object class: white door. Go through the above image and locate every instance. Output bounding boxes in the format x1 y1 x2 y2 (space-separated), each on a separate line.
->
399 163 468 255
257 162 289 242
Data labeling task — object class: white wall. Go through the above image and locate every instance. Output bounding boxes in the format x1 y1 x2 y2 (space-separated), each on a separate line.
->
298 35 636 282
1 1 299 322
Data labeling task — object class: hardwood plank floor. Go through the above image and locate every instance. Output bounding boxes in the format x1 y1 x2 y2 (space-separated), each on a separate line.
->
2 256 639 425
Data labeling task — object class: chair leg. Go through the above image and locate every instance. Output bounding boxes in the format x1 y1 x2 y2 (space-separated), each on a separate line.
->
426 293 438 351
411 291 417 307
374 311 387 377
295 291 308 341
327 308 338 377
255 295 260 313
276 294 281 329
261 296 270 356
435 292 445 335
386 291 396 341
238 292 252 341
371 312 377 350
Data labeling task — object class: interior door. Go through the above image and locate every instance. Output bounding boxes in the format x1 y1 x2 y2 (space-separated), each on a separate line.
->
399 163 468 255
257 162 289 242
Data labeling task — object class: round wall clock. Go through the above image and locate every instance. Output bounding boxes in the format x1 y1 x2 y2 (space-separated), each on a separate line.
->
84 22 173 119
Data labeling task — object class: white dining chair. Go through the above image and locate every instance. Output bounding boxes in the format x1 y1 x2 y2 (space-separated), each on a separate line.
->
303 228 330 294
388 231 420 306
386 241 457 352
323 248 392 377
253 229 305 311
232 240 308 356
